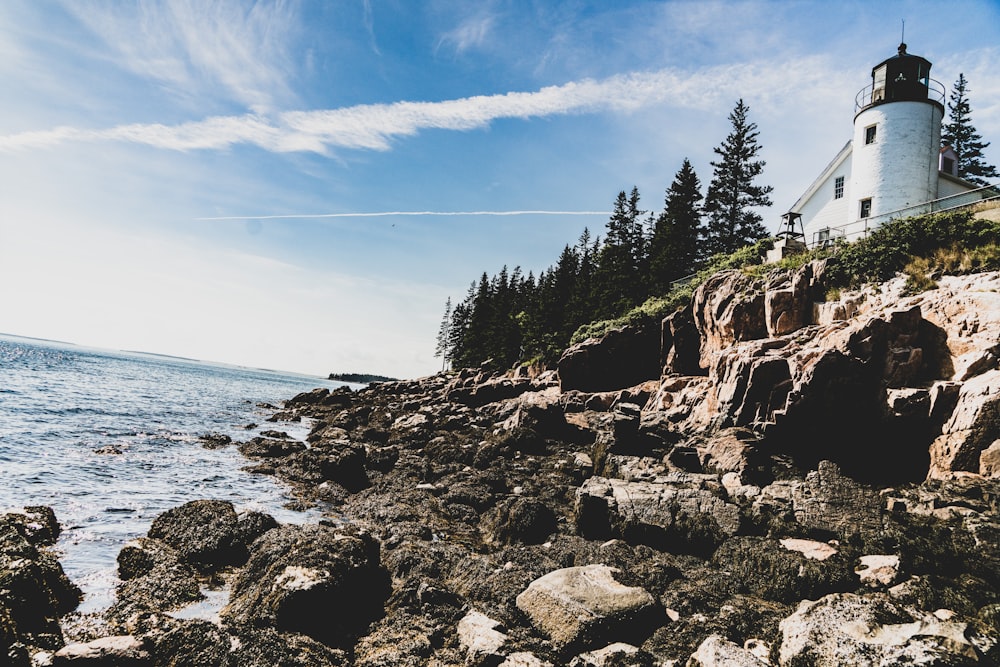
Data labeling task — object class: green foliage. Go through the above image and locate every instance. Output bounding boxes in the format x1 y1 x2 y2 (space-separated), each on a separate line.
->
570 294 684 344
942 73 999 186
704 99 773 256
648 158 706 294
569 236 774 345
826 210 1000 288
903 257 939 294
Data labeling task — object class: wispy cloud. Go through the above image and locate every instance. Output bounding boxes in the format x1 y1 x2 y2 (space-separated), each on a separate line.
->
0 57 841 155
438 13 497 55
61 0 298 112
196 210 612 221
362 0 381 56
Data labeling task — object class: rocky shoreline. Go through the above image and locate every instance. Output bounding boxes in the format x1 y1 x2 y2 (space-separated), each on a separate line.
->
5 264 1000 665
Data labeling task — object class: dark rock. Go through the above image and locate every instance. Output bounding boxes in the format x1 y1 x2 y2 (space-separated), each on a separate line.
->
238 437 307 458
662 305 703 377
4 507 61 547
0 511 80 655
575 476 740 554
146 618 230 666
482 497 558 545
116 537 186 581
222 524 391 648
147 499 247 570
710 537 856 603
106 561 203 626
559 324 661 393
199 433 232 449
229 628 349 666
237 511 278 546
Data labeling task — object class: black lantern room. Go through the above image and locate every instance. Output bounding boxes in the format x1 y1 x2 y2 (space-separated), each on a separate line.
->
858 43 942 112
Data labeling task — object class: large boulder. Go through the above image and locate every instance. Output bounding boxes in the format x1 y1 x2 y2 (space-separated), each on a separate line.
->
515 564 663 652
147 499 247 570
753 461 884 539
222 524 391 648
559 324 661 393
575 476 740 554
481 497 558 546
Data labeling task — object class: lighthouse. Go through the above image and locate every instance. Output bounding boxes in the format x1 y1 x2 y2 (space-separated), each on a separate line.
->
850 43 943 219
789 44 980 247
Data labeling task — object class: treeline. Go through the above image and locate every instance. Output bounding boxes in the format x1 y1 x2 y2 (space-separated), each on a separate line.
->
437 100 774 371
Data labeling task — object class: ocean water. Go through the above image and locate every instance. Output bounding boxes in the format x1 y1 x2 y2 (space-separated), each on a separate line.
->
0 334 340 613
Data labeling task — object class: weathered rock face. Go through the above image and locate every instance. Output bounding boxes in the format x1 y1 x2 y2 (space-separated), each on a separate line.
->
558 323 661 393
929 370 1000 478
515 564 662 652
645 270 1000 484
764 262 814 338
691 270 768 371
222 524 391 648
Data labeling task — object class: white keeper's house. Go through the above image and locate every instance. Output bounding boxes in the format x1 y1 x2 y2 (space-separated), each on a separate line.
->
780 43 995 251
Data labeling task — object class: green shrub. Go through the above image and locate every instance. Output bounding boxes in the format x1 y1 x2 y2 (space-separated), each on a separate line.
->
827 210 1000 288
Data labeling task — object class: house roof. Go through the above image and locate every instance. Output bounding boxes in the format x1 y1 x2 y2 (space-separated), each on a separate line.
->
789 140 852 213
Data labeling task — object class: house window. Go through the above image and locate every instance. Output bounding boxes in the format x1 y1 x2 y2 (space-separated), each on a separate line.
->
942 157 955 175
865 125 877 144
834 176 844 199
860 198 872 219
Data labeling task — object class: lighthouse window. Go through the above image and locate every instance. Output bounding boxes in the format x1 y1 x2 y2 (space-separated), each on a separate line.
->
834 176 844 199
864 125 877 145
860 198 872 219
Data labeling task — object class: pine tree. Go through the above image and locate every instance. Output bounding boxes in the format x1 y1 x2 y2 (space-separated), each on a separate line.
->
942 73 999 186
594 187 645 319
434 297 453 370
649 158 704 293
704 99 773 256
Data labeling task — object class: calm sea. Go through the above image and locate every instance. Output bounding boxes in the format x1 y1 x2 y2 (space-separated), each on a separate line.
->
0 334 341 612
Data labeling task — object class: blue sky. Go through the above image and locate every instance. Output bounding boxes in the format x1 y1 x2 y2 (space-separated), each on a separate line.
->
1 0 998 379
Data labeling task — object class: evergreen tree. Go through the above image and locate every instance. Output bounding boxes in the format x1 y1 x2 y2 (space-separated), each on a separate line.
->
649 158 704 293
942 73 999 186
703 99 773 256
594 187 645 319
434 297 453 370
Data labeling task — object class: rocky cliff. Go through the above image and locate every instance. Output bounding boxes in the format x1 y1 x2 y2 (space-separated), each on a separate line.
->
11 267 1000 666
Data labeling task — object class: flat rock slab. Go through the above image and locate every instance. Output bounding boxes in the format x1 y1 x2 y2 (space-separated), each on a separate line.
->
576 476 741 553
515 564 661 651
53 635 149 665
778 592 978 666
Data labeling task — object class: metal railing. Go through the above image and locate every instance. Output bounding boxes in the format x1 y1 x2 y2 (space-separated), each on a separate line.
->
808 182 1000 249
854 78 946 114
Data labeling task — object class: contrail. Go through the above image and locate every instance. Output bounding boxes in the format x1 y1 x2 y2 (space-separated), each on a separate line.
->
196 210 611 221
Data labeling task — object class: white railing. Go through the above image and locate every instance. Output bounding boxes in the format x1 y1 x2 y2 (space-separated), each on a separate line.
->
808 182 1000 249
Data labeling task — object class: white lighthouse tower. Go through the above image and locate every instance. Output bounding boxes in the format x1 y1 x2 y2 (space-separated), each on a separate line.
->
788 44 983 248
850 42 943 220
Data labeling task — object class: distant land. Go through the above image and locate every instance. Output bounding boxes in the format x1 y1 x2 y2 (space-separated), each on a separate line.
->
329 372 397 384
